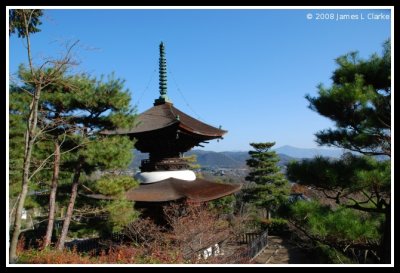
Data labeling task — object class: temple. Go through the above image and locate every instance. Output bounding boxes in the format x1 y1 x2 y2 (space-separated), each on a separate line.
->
93 42 241 203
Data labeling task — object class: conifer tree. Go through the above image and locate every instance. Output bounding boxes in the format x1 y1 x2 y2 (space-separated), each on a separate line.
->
55 74 137 250
38 74 85 247
287 40 391 263
245 142 289 219
9 9 139 259
8 9 79 262
306 40 390 156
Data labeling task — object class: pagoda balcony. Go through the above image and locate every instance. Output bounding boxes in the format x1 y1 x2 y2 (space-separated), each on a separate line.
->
140 158 190 172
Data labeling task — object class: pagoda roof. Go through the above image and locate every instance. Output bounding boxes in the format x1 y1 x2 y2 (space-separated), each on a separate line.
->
102 102 227 138
86 177 242 202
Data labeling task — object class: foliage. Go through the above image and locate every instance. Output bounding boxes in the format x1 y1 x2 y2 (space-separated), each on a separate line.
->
94 175 137 197
123 217 166 247
96 245 140 264
83 136 135 171
104 200 139 233
163 203 231 258
67 73 135 131
10 72 138 247
305 40 391 156
18 247 93 264
209 194 236 215
183 154 201 170
76 173 139 235
17 244 185 264
53 73 137 249
67 224 99 239
135 246 185 264
8 8 74 262
9 8 140 260
287 41 391 263
286 151 390 251
288 200 381 243
282 200 383 263
9 86 30 196
244 142 290 214
257 218 289 235
140 203 250 263
17 203 250 264
9 74 83 197
355 157 391 193
207 177 236 215
287 153 390 199
9 9 43 37
57 74 136 176
314 242 355 264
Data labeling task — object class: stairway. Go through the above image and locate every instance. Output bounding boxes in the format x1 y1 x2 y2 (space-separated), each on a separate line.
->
252 235 313 264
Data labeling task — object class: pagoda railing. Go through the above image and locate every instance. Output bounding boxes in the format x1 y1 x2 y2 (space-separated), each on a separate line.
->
140 158 189 172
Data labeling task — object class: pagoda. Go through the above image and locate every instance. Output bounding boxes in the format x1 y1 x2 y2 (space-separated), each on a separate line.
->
94 42 241 203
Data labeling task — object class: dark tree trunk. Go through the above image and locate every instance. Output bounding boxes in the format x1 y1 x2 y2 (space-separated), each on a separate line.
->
379 206 391 263
56 160 82 250
44 141 60 247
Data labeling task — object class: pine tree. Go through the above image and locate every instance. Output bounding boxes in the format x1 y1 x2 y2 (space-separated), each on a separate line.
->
55 74 137 250
306 40 390 156
245 142 289 219
9 9 43 37
8 9 79 262
9 83 74 235
9 10 139 259
38 74 85 247
9 10 45 262
287 40 391 263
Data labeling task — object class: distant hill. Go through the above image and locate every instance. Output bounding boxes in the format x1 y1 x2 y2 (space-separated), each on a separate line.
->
128 146 367 170
186 150 246 169
130 150 298 169
274 145 344 159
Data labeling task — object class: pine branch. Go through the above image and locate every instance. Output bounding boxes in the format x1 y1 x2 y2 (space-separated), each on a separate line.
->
343 203 384 214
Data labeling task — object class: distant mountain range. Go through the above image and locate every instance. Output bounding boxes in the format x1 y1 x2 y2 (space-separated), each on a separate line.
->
185 150 248 169
184 150 297 169
274 145 344 159
130 145 344 170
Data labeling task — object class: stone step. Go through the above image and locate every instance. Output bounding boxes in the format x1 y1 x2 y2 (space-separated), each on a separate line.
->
252 235 311 264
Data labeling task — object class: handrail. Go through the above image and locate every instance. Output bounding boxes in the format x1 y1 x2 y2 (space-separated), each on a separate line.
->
247 229 268 259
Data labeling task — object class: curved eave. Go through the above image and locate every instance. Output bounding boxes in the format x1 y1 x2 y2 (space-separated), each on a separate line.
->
100 102 176 135
111 120 179 135
178 122 227 139
171 105 227 138
100 103 227 138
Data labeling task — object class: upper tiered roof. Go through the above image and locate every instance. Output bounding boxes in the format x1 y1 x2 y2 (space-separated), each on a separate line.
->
102 102 226 138
102 42 226 155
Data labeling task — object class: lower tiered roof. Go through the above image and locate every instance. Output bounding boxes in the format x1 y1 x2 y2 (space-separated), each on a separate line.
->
86 177 242 202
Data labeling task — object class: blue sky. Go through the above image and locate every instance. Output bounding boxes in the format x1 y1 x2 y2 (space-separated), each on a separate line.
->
8 8 392 152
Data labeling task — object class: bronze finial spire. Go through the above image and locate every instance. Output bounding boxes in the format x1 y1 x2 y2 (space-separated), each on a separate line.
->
154 42 171 105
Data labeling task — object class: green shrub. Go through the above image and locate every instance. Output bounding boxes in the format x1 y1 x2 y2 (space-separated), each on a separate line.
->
289 200 382 242
313 242 354 264
258 217 289 235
